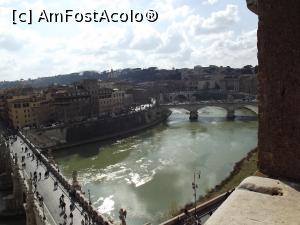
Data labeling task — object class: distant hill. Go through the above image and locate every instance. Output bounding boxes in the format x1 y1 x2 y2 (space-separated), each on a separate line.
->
0 65 257 90
0 71 107 90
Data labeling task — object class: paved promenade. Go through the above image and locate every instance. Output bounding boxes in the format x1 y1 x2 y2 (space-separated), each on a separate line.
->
9 136 92 225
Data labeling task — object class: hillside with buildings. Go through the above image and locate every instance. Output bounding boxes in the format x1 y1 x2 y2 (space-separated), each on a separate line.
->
0 65 257 89
0 64 257 130
0 64 257 131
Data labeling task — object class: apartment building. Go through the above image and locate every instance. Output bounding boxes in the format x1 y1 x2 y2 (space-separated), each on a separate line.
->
52 87 91 123
7 95 53 129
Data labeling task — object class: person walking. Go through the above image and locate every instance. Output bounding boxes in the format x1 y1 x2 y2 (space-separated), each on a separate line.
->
60 194 64 202
33 174 37 183
54 180 58 190
59 198 63 211
39 196 43 207
84 213 88 224
69 203 74 212
62 201 66 212
63 213 67 223
69 212 73 223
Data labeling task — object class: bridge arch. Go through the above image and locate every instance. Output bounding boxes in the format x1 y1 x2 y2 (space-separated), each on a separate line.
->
173 94 188 102
197 106 228 116
234 105 258 115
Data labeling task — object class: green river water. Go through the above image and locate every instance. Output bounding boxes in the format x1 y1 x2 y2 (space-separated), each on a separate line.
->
54 107 258 225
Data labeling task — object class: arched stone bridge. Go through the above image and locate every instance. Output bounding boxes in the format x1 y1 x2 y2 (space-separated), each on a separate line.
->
160 91 256 103
160 100 258 120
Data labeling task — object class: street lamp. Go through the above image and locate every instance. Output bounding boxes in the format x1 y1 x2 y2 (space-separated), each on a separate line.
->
192 170 201 218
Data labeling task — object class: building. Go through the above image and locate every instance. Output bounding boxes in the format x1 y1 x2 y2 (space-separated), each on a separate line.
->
126 88 149 105
98 89 126 116
52 86 91 123
219 75 240 91
7 95 53 129
0 92 8 122
80 79 101 117
239 74 257 95
184 77 217 91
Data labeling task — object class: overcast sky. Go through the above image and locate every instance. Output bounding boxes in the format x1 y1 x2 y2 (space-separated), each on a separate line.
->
0 0 258 81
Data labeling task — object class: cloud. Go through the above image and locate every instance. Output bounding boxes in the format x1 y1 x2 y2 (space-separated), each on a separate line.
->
129 25 162 50
202 0 218 5
202 5 239 29
0 1 257 81
158 31 184 53
190 29 257 67
0 34 24 51
192 4 239 34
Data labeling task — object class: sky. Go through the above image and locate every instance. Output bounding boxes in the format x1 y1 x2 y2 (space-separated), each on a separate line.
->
0 0 258 81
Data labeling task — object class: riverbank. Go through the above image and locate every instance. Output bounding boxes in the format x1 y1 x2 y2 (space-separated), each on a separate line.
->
198 147 258 203
163 148 258 220
52 108 171 151
24 108 171 151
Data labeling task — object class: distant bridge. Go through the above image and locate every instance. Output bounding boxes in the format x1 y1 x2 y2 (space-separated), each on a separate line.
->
160 91 256 103
158 91 257 120
160 100 258 120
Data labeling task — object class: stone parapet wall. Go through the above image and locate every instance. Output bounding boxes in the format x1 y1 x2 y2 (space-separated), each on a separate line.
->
205 176 300 225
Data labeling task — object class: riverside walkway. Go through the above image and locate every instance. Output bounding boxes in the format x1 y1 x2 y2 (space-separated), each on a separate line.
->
8 135 108 225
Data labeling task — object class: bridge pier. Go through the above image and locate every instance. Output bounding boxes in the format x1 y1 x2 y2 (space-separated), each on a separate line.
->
189 110 198 121
226 108 235 120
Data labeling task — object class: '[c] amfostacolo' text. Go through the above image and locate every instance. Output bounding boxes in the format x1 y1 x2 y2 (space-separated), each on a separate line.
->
12 9 159 25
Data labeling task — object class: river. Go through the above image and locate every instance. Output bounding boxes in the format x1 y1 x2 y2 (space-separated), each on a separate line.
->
54 107 258 225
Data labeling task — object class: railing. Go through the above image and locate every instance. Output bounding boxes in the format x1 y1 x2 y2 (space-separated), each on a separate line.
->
159 191 233 225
